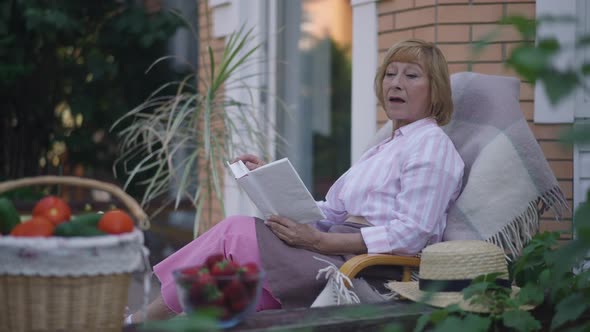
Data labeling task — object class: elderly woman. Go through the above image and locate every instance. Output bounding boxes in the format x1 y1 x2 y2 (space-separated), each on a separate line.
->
128 38 464 323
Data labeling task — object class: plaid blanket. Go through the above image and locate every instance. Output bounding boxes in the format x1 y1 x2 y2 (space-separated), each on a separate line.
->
370 72 567 257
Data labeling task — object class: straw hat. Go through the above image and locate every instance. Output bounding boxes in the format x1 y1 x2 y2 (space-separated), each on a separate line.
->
386 240 530 313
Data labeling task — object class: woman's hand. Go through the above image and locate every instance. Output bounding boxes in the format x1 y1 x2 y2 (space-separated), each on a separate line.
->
265 215 322 252
232 154 266 171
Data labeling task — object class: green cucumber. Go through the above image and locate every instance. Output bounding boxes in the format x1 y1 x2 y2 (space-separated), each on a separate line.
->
55 222 106 237
0 198 20 234
54 222 76 237
69 225 106 237
69 213 103 227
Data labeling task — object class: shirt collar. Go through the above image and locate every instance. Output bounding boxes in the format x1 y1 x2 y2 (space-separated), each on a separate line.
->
393 117 437 138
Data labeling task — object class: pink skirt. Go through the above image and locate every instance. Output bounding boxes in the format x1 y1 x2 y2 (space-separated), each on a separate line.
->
153 215 281 313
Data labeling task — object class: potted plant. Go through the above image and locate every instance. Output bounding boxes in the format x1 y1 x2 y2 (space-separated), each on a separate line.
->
112 21 276 236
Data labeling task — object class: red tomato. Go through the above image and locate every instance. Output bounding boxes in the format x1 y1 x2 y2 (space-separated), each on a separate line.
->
10 217 55 237
97 209 134 234
32 196 72 225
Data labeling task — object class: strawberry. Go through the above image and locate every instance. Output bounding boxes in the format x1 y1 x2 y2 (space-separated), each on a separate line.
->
205 254 226 269
197 267 210 276
196 272 216 288
180 266 202 276
239 262 259 276
229 297 248 313
223 278 250 313
188 283 207 306
206 287 225 307
239 262 260 294
188 276 221 308
211 260 240 277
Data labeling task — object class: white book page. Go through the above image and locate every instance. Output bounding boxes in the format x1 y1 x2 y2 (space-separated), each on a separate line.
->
249 158 325 223
227 160 249 179
227 158 325 223
227 160 274 216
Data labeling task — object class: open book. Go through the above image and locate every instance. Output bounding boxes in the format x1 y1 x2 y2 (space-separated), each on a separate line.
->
227 158 326 224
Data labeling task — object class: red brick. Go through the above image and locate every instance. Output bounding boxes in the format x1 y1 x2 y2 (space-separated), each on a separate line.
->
438 4 504 24
456 43 503 62
521 101 533 120
437 25 471 42
395 7 435 29
439 43 471 62
540 220 573 234
414 26 435 42
415 0 436 7
549 160 573 179
438 0 471 3
520 82 534 100
529 123 572 140
471 62 517 77
448 62 470 74
558 180 573 200
379 14 395 32
379 0 414 13
539 141 573 160
506 3 536 19
472 24 523 42
379 30 414 50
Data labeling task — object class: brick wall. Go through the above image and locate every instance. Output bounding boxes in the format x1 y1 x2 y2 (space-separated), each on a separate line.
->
377 0 573 238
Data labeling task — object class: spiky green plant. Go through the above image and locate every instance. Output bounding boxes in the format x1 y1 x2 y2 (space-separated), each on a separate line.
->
112 25 277 236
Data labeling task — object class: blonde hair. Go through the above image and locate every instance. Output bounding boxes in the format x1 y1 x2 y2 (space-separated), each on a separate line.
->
374 39 453 126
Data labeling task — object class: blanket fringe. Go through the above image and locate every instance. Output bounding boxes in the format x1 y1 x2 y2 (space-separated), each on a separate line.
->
539 185 569 218
488 185 569 258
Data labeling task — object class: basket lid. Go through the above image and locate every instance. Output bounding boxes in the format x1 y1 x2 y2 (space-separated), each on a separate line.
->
0 229 148 277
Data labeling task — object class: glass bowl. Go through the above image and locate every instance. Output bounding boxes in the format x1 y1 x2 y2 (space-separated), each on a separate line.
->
173 267 265 329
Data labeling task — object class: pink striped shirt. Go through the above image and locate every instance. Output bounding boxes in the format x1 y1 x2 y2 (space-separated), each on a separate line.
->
317 117 464 255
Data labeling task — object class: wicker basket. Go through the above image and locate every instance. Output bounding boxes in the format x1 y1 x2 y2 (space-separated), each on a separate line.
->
0 176 150 332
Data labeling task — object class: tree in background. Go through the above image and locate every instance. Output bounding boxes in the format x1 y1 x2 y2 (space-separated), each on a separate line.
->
312 39 352 199
0 1 183 183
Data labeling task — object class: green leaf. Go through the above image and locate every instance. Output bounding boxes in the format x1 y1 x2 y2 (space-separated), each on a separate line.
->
382 323 404 332
139 309 220 332
500 15 536 40
552 293 590 329
539 70 579 105
574 196 590 230
562 321 590 332
506 46 553 82
539 269 551 287
560 123 590 145
517 283 545 306
429 309 450 324
537 38 560 52
431 315 490 332
502 310 541 332
413 313 432 332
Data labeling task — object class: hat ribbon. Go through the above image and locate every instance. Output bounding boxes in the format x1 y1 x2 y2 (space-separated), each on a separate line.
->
419 278 511 292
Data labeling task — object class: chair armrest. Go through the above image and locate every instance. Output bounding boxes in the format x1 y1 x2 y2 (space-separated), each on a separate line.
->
339 254 421 284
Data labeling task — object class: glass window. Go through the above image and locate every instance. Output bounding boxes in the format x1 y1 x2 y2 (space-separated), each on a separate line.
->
275 0 352 199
